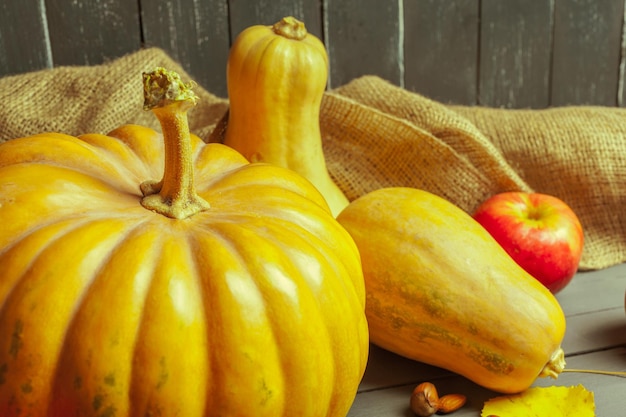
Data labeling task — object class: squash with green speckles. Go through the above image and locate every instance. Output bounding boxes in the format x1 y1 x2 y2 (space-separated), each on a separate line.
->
336 187 566 394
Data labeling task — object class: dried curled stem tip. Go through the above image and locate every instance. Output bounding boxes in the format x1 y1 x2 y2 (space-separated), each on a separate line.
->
272 16 307 40
538 347 566 379
142 67 199 110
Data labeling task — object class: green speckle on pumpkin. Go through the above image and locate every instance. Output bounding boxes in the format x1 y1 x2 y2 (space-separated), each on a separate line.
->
99 405 117 417
93 394 103 411
0 363 7 385
104 373 116 386
21 380 33 393
467 322 479 335
258 378 274 406
9 320 23 358
156 356 169 389
93 392 117 417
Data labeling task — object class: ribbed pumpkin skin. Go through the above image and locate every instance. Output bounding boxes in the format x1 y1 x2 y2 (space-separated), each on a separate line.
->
0 125 368 417
336 187 566 394
223 17 349 217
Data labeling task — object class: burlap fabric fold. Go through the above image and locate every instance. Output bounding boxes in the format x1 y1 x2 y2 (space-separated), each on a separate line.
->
1 47 624 270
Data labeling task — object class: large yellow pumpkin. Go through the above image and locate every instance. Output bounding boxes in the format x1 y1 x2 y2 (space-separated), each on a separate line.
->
0 68 368 416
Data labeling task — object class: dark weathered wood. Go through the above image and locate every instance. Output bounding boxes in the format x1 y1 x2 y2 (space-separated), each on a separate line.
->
45 0 141 67
140 0 231 97
0 0 51 76
3 0 626 109
228 0 323 40
403 0 479 105
551 0 624 106
325 0 403 88
479 0 554 108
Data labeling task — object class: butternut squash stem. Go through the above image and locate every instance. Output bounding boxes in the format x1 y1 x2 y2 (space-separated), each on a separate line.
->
272 16 307 40
540 348 626 379
139 67 210 219
538 347 565 379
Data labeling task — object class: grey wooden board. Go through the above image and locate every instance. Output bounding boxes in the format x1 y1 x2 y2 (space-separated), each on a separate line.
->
348 263 626 416
551 0 624 106
228 0 323 40
45 0 141 67
325 0 403 89
140 0 231 98
3 1 626 109
0 0 51 76
349 347 626 416
479 0 554 108
403 0 479 106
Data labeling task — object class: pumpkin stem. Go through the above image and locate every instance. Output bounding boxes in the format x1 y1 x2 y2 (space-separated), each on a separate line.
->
272 16 307 40
140 67 210 219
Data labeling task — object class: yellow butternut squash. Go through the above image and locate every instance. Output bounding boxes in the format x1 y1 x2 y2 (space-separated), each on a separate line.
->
336 187 566 394
222 16 348 216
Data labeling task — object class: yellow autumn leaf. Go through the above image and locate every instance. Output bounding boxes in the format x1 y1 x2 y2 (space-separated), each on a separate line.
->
481 385 595 417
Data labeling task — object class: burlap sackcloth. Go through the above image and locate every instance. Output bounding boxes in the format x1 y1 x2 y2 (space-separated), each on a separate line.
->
1 47 624 271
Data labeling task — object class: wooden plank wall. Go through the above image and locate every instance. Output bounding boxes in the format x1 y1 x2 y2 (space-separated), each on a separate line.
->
0 0 625 108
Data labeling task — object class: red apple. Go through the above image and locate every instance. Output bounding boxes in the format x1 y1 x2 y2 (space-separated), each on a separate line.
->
472 192 584 293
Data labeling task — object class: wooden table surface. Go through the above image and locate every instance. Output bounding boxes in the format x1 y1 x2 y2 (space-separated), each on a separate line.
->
348 263 626 416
